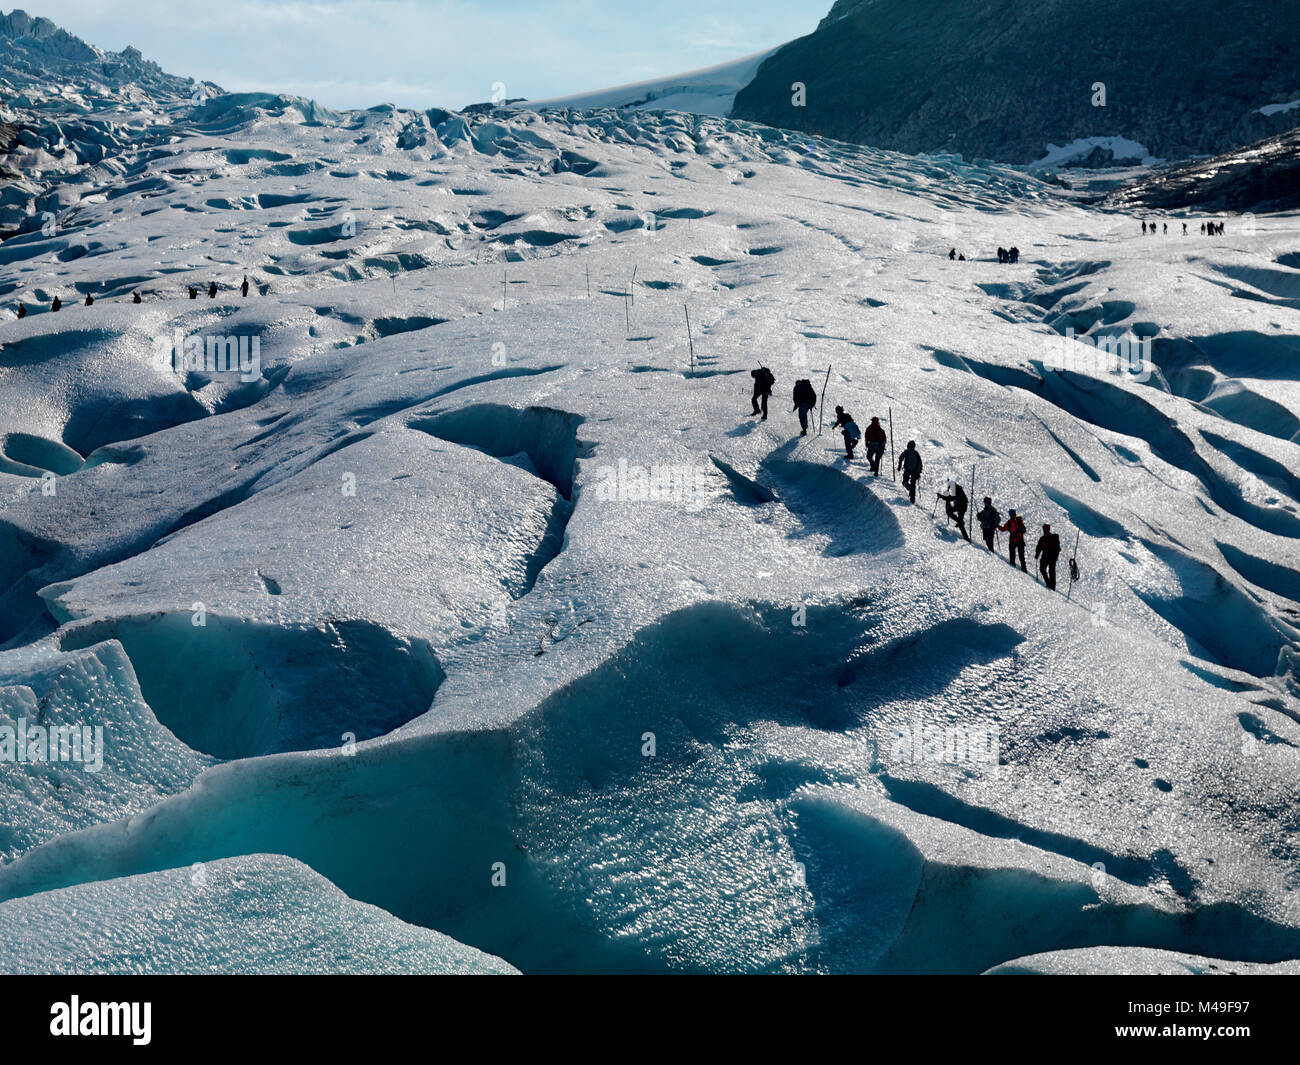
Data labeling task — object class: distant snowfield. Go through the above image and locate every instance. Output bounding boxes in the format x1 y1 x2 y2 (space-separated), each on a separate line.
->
517 47 779 117
1 79 1300 974
1033 136 1160 168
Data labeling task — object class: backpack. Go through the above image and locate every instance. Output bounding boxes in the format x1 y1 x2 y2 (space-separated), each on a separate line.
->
902 449 923 474
843 420 861 441
753 367 775 392
793 379 816 407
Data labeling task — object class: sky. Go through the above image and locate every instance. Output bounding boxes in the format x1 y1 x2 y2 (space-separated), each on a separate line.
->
23 1 829 110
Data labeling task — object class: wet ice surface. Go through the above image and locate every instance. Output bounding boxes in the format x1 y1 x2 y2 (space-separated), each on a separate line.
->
1 88 1300 973
0 854 517 974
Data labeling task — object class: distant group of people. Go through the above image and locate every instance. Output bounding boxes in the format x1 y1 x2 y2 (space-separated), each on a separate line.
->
946 247 1018 263
1140 219 1226 236
13 276 252 318
745 373 1077 592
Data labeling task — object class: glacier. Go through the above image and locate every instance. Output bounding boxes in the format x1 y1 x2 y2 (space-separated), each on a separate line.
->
1 12 1300 975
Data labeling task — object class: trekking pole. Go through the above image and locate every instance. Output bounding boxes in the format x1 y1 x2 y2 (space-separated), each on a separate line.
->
1066 529 1082 602
888 407 897 483
684 304 695 373
586 265 590 299
630 264 637 310
817 364 831 435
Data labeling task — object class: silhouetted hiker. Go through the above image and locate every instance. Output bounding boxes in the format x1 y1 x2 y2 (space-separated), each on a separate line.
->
949 248 956 260
938 480 970 541
51 297 61 312
241 275 250 298
863 416 887 475
958 253 966 261
1182 222 1188 235
1036 523 1061 590
1141 221 1147 235
1162 222 1167 235
189 286 198 299
16 302 26 319
1000 508 1027 571
898 440 923 503
751 366 775 420
976 496 1000 551
132 291 142 304
1008 247 1019 263
997 246 1008 263
84 294 93 307
792 378 817 436
208 281 218 298
1200 222 1206 235
829 406 859 460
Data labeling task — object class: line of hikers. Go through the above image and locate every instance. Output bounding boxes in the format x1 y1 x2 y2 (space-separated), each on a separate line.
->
936 483 1065 588
749 371 1072 591
1140 220 1225 236
13 276 252 318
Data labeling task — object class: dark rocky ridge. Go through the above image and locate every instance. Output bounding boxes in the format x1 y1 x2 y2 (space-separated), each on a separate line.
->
731 0 1300 164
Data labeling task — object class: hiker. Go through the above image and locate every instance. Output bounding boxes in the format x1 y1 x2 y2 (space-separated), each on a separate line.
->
51 296 61 312
792 378 817 436
976 496 1000 551
1008 247 1019 263
999 508 1027 571
948 248 956 260
958 253 966 261
208 281 218 298
15 302 26 319
750 366 775 420
241 275 250 298
189 286 198 299
897 440 923 503
997 246 1008 263
84 293 93 307
863 416 887 475
1200 222 1206 235
1182 222 1187 235
829 406 860 460
132 291 142 304
1141 221 1147 235
937 480 970 541
1035 523 1061 590
1162 222 1167 235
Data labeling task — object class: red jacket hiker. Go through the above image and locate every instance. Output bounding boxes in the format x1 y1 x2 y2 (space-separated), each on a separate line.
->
863 421 887 444
1000 514 1026 543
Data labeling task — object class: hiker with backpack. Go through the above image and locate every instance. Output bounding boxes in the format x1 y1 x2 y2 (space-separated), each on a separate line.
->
999 509 1027 571
792 378 817 436
751 366 775 420
975 496 1000 551
1035 524 1062 590
863 416 888 475
897 440 923 503
829 406 860 460
937 481 970 541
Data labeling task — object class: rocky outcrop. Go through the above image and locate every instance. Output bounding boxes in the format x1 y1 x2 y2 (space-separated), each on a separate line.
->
731 0 1300 164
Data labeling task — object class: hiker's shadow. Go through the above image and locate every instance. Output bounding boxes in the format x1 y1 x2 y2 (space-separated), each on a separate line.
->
727 421 759 437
